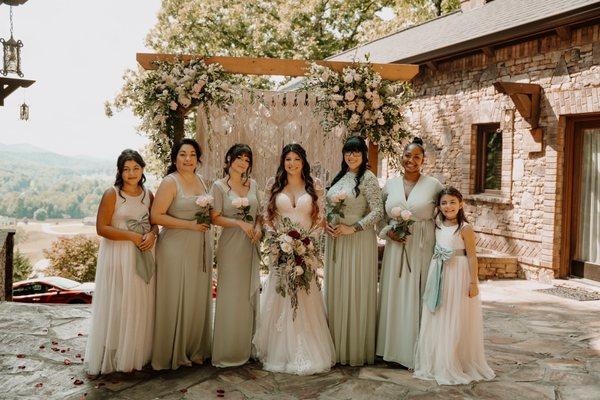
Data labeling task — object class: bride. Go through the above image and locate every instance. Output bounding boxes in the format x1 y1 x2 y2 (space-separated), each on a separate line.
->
253 143 335 375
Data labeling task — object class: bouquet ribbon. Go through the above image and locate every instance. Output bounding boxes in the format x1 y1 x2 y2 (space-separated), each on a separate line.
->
423 245 463 313
126 213 155 284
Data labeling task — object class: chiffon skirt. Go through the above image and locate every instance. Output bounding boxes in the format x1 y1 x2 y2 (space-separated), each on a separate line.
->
85 238 155 375
253 274 335 375
414 256 495 385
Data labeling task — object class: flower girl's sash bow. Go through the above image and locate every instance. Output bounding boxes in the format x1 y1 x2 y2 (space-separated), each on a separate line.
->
126 213 155 283
423 245 466 313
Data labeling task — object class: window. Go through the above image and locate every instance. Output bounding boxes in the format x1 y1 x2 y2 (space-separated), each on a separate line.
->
475 123 502 193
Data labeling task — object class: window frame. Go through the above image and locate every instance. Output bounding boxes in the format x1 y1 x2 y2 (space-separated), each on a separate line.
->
475 123 502 194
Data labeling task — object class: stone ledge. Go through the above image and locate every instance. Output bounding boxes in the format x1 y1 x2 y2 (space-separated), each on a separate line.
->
465 193 512 204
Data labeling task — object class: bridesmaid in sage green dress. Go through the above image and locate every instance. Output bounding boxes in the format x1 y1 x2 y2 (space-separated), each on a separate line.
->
324 136 382 366
210 144 263 367
150 139 213 370
376 137 443 369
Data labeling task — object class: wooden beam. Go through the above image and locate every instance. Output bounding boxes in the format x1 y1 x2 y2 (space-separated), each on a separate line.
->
368 141 378 175
0 77 35 106
136 53 419 82
493 81 541 128
555 26 571 41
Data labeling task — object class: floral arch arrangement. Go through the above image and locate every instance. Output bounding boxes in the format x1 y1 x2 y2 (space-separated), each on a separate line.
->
304 62 413 166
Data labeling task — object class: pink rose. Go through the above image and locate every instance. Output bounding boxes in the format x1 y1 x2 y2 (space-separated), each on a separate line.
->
400 210 412 221
390 207 403 218
195 194 214 208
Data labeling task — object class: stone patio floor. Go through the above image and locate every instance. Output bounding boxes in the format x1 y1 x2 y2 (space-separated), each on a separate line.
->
1 279 600 400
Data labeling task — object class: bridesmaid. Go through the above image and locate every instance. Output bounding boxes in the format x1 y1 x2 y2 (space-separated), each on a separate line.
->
85 149 157 375
210 144 262 367
376 137 443 369
151 138 213 370
324 136 382 366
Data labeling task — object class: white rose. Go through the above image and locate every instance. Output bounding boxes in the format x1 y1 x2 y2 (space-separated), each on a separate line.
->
390 206 403 218
365 91 373 100
334 191 348 202
295 244 306 255
332 94 344 102
281 242 293 254
231 198 243 208
400 210 413 221
356 100 365 113
346 102 356 111
377 117 386 125
332 85 340 93
345 91 356 101
195 194 214 208
192 81 205 93
349 114 360 125
240 197 250 207
282 234 293 243
372 98 383 109
329 100 338 108
344 74 353 84
294 266 304 276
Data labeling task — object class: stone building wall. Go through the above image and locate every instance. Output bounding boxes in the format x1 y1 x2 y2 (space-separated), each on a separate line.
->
390 23 600 280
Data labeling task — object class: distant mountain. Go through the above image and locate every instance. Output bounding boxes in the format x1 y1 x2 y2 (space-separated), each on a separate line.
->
0 143 114 173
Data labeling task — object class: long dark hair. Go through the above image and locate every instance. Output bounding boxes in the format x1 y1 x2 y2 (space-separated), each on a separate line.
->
166 138 203 176
328 136 369 196
114 149 146 202
223 143 253 190
405 136 425 155
267 143 319 223
435 186 468 233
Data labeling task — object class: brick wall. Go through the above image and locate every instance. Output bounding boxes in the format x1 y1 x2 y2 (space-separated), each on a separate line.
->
393 23 600 279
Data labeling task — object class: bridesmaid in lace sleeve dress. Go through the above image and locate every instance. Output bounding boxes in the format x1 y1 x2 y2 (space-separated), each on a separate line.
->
324 136 383 366
151 139 213 370
211 144 263 367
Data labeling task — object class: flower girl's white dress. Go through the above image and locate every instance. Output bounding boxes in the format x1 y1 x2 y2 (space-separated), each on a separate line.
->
252 192 335 375
414 223 495 385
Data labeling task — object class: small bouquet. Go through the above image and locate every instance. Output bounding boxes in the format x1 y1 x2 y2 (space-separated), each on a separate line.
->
326 191 348 262
231 197 253 222
264 217 322 319
390 207 414 278
194 194 214 272
195 194 214 224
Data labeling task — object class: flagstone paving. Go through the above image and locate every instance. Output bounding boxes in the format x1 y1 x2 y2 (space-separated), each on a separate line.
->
1 280 599 400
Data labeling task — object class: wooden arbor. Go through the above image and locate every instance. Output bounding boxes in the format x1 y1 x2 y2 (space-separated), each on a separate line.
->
136 53 419 174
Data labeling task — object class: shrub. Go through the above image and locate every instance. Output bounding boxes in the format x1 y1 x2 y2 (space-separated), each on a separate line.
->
44 235 99 282
13 249 32 281
33 208 48 221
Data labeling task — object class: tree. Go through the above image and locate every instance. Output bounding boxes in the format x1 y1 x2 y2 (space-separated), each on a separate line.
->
12 250 32 282
33 208 47 221
44 235 100 282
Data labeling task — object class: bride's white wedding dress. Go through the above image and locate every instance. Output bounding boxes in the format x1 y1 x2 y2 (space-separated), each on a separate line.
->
253 191 335 375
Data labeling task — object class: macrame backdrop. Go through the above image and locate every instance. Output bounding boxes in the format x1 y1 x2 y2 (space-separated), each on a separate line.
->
196 90 344 190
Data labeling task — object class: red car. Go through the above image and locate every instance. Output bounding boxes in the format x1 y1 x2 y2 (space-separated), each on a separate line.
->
12 277 94 304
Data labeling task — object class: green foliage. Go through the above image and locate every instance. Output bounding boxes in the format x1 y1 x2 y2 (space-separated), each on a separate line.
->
12 249 32 282
33 208 48 221
44 235 100 282
0 148 113 219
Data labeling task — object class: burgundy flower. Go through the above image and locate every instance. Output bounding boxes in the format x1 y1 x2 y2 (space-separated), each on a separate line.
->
301 237 311 246
288 230 301 239
295 255 303 265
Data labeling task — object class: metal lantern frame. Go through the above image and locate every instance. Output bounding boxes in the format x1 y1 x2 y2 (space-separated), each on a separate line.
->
1 6 24 77
19 101 28 120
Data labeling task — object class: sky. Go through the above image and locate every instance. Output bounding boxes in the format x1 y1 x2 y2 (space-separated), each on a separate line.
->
0 0 162 160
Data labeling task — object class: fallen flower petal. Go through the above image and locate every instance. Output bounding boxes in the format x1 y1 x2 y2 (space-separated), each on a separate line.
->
51 341 58 345
16 354 25 358
35 383 43 388
64 359 72 365
39 345 45 349
74 379 84 385
179 388 188 393
18 365 26 369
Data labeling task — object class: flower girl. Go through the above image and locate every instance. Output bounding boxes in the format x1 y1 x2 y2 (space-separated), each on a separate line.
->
414 186 495 385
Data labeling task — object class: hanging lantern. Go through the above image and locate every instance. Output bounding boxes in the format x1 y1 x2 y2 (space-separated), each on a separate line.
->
19 101 29 120
1 6 24 77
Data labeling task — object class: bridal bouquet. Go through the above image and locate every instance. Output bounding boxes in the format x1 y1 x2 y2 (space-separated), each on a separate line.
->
232 197 253 222
195 194 214 224
390 207 414 278
264 217 322 319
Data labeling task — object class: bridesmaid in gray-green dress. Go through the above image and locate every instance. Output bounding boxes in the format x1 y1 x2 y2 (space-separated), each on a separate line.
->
150 139 213 370
325 136 382 366
376 137 443 369
210 144 262 367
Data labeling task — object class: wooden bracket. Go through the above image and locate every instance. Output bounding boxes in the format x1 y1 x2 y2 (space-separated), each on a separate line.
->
555 26 571 41
426 61 439 72
482 46 495 60
0 77 35 106
494 81 543 152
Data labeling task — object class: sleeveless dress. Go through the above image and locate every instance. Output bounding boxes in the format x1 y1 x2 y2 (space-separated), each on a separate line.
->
211 178 261 367
414 223 495 385
151 173 213 370
252 191 335 375
324 170 382 366
85 187 155 375
377 174 443 369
